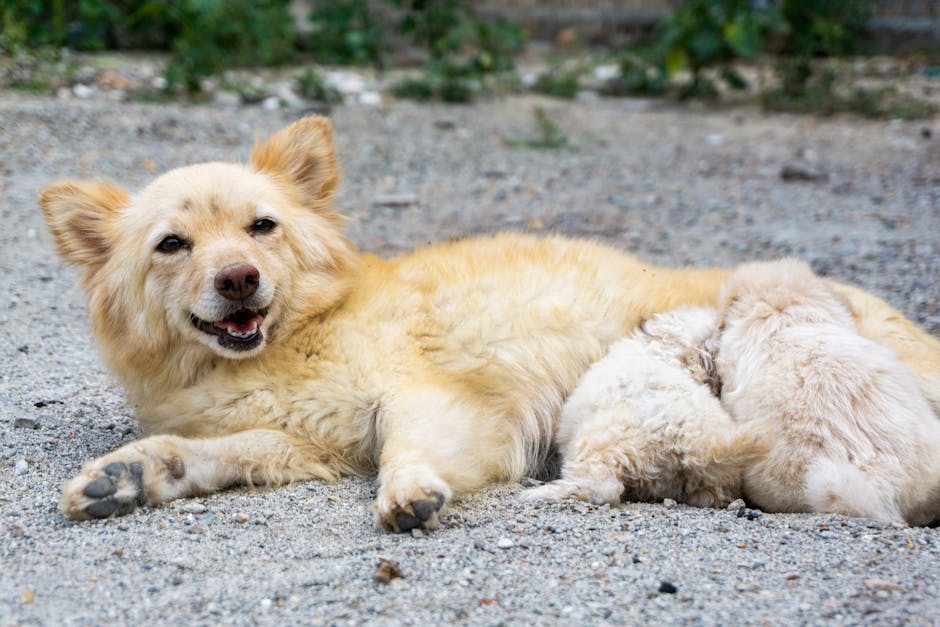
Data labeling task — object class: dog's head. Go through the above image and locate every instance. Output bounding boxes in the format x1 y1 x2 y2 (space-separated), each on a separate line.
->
39 117 356 376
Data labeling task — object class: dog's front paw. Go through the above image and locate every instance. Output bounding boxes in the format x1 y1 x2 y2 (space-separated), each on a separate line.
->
60 437 188 520
61 460 149 520
373 465 452 532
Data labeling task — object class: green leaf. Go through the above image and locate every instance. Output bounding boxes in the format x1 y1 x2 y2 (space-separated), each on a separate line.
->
688 29 722 62
665 47 688 77
724 17 761 58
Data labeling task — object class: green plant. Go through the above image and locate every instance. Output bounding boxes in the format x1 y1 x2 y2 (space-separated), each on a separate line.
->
390 61 479 103
504 107 569 150
598 46 670 97
781 0 875 58
655 0 783 98
532 70 581 99
307 0 384 67
0 0 180 53
165 0 296 93
762 61 935 119
296 68 343 104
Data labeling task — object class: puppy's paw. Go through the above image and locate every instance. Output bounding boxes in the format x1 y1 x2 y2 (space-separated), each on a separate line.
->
522 476 622 506
373 465 452 533
60 438 187 520
61 460 148 520
520 480 582 503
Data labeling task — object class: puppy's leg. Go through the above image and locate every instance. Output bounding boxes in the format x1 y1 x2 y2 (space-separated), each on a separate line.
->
60 430 336 520
373 386 509 532
523 407 630 506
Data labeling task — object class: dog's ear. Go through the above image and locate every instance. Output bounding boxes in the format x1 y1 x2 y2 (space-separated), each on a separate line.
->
250 116 339 213
38 179 129 268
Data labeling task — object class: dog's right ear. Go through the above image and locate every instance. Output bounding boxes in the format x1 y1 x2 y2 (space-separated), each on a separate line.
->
250 116 339 214
38 179 129 268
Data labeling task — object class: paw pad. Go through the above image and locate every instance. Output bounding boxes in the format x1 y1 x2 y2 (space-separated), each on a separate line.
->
391 492 445 532
81 462 147 519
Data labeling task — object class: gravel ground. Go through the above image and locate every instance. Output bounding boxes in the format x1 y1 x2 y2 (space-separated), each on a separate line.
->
1 92 938 626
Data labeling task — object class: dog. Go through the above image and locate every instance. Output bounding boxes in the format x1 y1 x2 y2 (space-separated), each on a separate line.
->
523 306 762 508
39 116 940 531
716 259 940 525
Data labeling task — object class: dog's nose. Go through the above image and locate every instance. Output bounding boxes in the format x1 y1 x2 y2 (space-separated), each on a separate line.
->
214 263 260 300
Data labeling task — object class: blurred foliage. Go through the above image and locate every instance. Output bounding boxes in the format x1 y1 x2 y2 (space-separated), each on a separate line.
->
307 0 384 67
646 0 784 99
165 0 296 92
781 0 876 58
532 70 581 99
762 60 936 119
503 106 569 150
295 67 344 104
0 0 930 118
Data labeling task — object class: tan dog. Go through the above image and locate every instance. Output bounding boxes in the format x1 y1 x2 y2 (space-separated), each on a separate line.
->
523 307 760 508
39 117 940 531
716 259 940 525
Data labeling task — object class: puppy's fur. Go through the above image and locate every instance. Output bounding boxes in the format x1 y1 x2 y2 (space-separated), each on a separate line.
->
39 117 940 530
523 307 762 508
716 259 940 525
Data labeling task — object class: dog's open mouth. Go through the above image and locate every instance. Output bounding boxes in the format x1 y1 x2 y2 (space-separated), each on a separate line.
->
190 308 268 351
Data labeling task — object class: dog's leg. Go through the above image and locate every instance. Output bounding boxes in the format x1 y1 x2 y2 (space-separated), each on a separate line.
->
60 430 337 520
372 386 508 532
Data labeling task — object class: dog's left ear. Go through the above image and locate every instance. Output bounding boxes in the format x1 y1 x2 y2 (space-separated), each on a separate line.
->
250 116 339 213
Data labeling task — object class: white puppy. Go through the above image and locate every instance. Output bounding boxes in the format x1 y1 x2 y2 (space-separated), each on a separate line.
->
716 259 940 525
524 307 759 508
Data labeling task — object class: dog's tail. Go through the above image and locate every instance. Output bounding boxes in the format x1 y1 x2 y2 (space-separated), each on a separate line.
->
804 457 905 524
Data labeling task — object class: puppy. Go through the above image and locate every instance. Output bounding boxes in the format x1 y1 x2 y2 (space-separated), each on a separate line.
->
716 259 940 525
38 117 940 531
524 307 761 508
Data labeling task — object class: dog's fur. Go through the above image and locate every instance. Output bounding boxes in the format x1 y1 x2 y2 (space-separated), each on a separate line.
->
523 307 762 508
39 117 940 530
716 259 940 525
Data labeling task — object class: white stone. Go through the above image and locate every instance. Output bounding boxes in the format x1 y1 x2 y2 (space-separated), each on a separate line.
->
72 84 95 98
593 64 619 81
358 91 382 106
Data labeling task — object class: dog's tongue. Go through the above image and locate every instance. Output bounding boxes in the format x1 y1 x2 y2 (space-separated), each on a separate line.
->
214 310 262 336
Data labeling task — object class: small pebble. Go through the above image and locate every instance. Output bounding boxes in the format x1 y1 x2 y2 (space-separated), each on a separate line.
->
181 503 207 514
14 459 28 476
374 558 402 584
410 528 424 538
496 538 514 549
372 193 417 208
13 418 39 430
659 581 678 594
727 499 746 510
662 498 678 509
233 513 249 524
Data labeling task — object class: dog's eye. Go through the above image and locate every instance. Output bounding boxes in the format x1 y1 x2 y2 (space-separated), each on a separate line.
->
249 218 276 234
156 235 186 254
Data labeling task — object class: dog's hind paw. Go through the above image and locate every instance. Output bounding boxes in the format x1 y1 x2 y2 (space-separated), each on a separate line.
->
61 460 149 520
373 465 452 532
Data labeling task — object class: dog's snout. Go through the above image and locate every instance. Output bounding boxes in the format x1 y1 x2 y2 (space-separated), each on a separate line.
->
214 263 260 300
